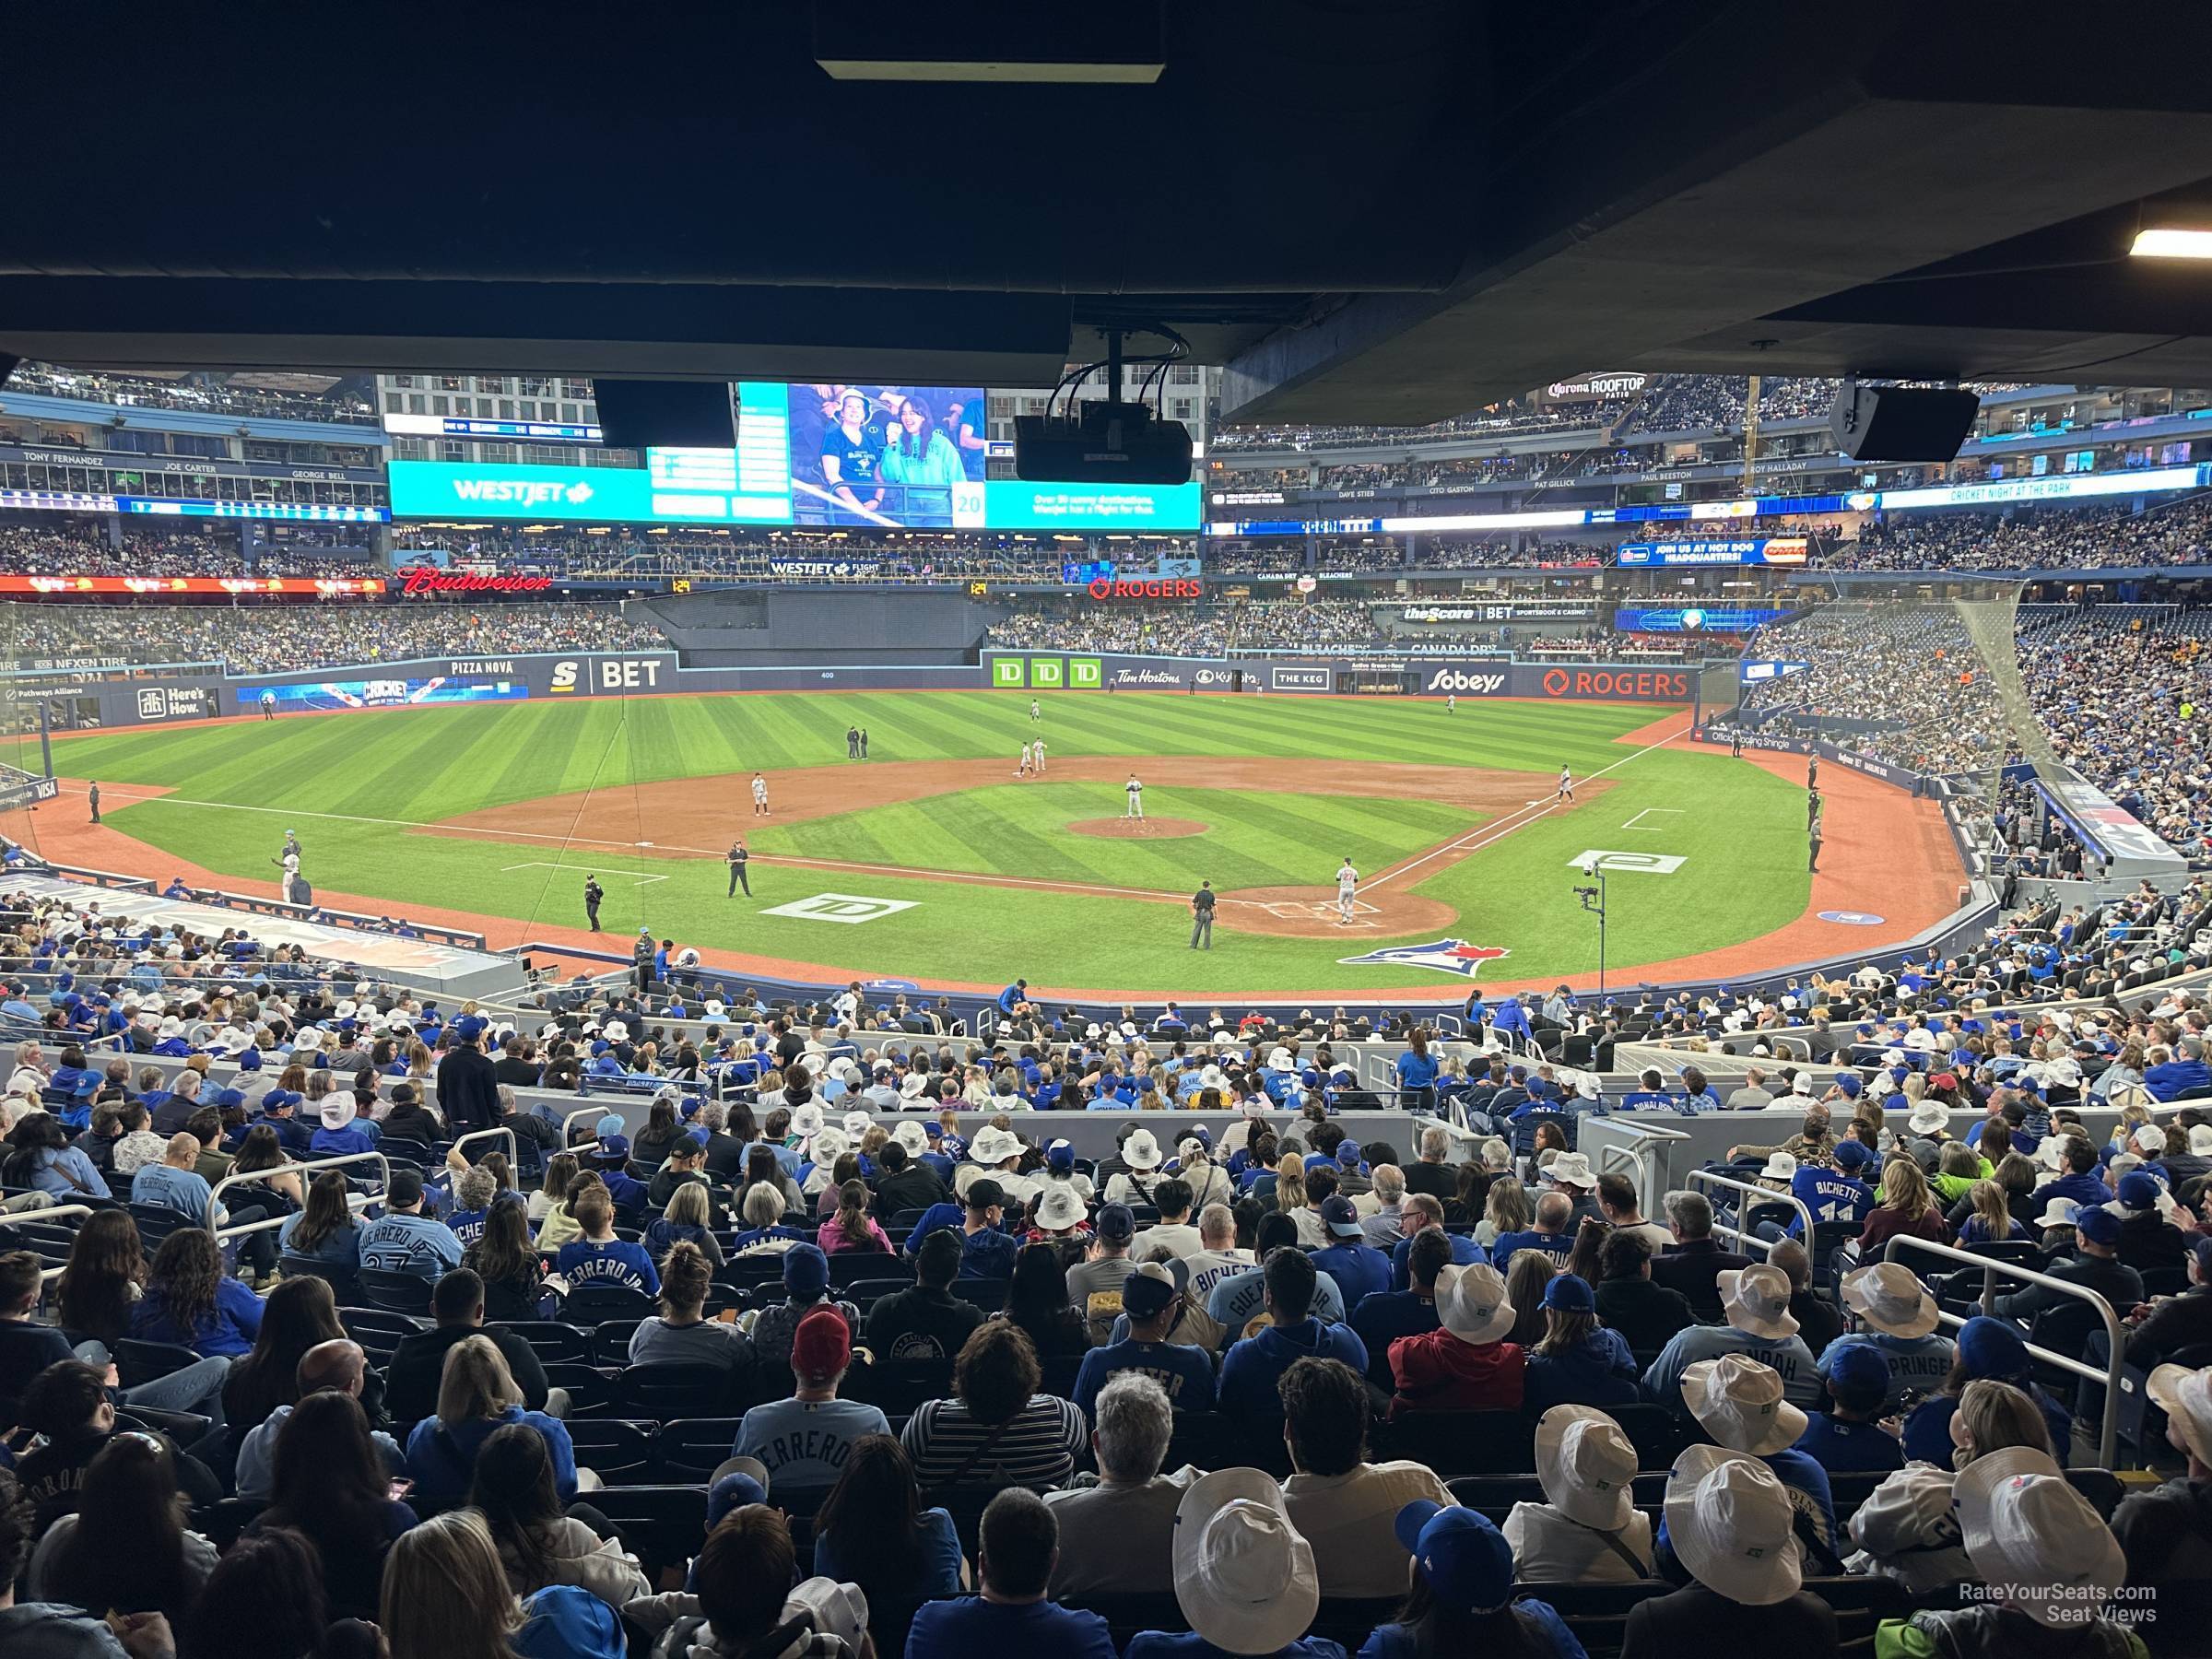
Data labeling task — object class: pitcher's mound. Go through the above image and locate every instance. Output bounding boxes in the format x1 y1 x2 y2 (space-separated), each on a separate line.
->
1221 885 1457 939
1067 817 1209 840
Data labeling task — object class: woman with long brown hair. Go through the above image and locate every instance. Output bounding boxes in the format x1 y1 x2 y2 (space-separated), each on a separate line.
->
54 1206 146 1345
131 1227 264 1358
469 1422 647 1606
257 1390 418 1621
464 1193 550 1322
220 1274 350 1432
278 1168 363 1269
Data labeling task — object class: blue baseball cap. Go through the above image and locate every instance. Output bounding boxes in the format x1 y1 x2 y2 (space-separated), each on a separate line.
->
1047 1140 1075 1171
2077 1205 2124 1247
1825 1343 1891 1397
2117 1172 2163 1212
1320 1194 1363 1238
1833 1139 1871 1171
453 1015 486 1042
1835 1073 1863 1099
782 1242 830 1296
213 1088 245 1110
72 1072 100 1098
513 1586 621 1659
1958 1315 2030 1379
706 1466 768 1529
1541 1273 1594 1312
1394 1502 1513 1616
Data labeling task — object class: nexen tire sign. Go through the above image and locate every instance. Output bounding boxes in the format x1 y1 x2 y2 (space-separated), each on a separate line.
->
1537 667 1691 700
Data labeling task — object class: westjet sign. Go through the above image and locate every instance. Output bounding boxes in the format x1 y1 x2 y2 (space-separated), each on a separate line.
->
388 461 647 521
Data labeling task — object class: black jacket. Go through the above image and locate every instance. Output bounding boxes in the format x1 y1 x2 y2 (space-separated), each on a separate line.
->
1593 1276 1698 1354
433 1043 500 1136
1649 1238 1753 1323
874 1165 950 1219
1619 1584 1838 1659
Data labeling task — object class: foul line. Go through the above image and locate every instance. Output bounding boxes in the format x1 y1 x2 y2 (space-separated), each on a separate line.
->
1360 713 1694 894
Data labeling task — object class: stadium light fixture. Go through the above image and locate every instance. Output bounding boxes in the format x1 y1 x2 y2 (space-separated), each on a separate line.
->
2131 228 2212 259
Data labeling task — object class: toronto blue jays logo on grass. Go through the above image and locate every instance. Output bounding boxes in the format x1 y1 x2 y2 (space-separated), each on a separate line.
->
1337 938 1512 978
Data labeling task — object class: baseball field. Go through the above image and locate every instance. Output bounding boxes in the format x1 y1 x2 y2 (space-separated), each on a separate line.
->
9 688 1957 998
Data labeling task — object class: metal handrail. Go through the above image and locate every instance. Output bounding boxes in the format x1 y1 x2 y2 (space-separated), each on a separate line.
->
449 1125 519 1171
1684 1168 1815 1259
1592 1119 1691 1218
1882 1232 2126 1468
560 1105 606 1159
207 1149 391 1241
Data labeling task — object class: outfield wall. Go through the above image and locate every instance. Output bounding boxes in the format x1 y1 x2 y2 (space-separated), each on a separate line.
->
982 650 1700 701
49 648 1700 733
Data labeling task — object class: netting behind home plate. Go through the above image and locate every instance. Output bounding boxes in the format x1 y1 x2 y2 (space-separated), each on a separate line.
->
1734 577 2038 802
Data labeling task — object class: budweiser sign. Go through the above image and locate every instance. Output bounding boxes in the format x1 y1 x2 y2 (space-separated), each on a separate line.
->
1086 577 1203 600
396 567 555 595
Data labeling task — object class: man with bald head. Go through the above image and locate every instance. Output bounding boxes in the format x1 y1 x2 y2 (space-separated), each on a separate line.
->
232 1337 402 1499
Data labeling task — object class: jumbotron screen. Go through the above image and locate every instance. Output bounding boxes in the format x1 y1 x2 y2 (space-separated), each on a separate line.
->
387 382 1200 532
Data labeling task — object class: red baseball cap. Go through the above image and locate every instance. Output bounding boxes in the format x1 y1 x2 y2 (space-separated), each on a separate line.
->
792 1306 851 1382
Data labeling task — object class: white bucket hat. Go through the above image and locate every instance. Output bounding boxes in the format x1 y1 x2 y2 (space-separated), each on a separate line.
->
1759 1151 1797 1182
1543 1151 1595 1188
1908 1101 1947 1136
2147 1363 2212 1470
318 1098 357 1131
1034 1185 1088 1231
2189 1124 2212 1158
1715 1265 1799 1339
892 1121 931 1158
841 1110 873 1138
1171 1468 1318 1656
1123 1128 1164 1171
789 1103 826 1139
2034 1197 2081 1230
969 1125 1022 1165
1534 1405 1637 1531
1682 1353 1808 1455
1841 1262 1941 1339
1664 1445 1803 1606
603 1019 629 1041
1435 1261 1515 1347
807 1125 850 1166
1954 1445 2124 1629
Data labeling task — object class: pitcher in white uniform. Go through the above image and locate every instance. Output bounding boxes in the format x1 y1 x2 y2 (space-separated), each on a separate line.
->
1125 775 1145 819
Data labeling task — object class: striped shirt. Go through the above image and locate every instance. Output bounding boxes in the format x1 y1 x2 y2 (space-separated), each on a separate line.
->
900 1394 1088 1490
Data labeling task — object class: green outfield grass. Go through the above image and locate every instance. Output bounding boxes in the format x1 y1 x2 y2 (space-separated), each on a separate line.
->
40 690 1810 992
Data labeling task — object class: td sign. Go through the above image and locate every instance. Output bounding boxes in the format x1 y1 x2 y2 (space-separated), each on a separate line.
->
990 655 1102 689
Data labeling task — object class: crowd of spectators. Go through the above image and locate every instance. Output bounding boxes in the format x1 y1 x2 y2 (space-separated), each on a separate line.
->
7 362 379 426
982 599 1382 657
1842 499 2212 573
3 602 669 676
1727 606 2015 777
0 521 375 581
2016 605 2212 859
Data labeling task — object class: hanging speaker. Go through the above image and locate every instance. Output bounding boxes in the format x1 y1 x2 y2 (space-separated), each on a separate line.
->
1828 383 1979 462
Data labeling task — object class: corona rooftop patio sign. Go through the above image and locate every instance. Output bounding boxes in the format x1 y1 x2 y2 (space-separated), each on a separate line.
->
395 567 556 596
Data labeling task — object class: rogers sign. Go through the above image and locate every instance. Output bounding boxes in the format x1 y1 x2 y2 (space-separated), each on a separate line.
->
397 567 556 596
1086 577 1202 600
1539 667 1692 700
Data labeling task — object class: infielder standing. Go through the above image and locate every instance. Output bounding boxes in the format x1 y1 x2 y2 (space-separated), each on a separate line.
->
1030 698 1041 723
1335 858 1359 924
1557 764 1575 802
1018 742 1034 778
1125 774 1145 820
1033 737 1048 775
751 772 770 817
